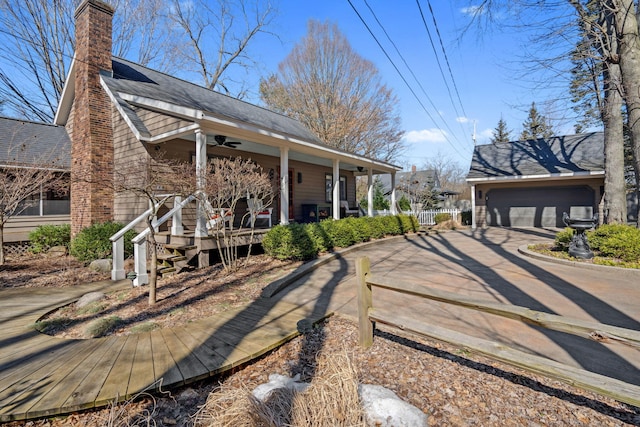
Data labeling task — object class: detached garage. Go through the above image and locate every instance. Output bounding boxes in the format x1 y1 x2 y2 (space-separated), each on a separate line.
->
467 133 604 229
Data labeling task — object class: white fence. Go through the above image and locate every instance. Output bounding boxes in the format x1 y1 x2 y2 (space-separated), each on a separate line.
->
410 208 460 226
371 208 461 226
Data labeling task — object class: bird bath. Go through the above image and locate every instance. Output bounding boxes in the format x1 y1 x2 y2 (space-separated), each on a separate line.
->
562 212 598 259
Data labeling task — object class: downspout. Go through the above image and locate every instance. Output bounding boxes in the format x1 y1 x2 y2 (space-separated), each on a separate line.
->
471 184 476 230
280 147 289 225
333 159 340 219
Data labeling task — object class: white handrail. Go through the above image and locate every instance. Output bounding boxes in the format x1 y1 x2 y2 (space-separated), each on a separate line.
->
110 194 195 284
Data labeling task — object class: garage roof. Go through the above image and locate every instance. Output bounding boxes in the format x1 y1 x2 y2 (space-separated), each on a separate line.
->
467 132 604 181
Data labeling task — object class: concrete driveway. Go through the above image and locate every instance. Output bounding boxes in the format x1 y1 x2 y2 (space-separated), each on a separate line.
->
274 227 640 386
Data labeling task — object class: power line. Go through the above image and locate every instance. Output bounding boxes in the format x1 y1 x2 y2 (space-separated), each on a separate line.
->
347 0 471 159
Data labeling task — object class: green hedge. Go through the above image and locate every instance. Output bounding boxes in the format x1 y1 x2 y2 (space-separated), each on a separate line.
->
555 224 640 263
70 221 136 262
434 213 452 224
262 214 419 261
587 224 640 262
29 224 71 253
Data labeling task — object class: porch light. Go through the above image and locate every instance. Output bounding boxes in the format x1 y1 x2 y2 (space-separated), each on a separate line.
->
126 271 137 287
357 166 364 172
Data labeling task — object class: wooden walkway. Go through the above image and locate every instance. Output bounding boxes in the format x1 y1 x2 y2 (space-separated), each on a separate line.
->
0 279 325 422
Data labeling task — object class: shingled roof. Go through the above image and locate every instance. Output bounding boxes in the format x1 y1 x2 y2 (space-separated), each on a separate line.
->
102 57 325 144
467 132 604 181
0 117 70 168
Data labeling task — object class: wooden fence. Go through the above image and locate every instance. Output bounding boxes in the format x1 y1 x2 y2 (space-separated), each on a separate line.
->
355 256 640 407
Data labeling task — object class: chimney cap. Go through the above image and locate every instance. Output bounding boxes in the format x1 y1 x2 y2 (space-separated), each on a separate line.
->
75 0 114 19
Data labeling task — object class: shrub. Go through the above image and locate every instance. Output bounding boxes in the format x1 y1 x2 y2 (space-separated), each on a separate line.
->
554 227 574 250
325 219 357 248
304 222 333 253
434 213 451 224
398 214 419 233
262 223 316 260
588 224 640 262
29 224 71 253
398 195 411 211
70 222 136 262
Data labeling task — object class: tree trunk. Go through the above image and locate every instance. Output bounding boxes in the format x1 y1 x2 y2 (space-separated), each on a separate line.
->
0 223 5 265
602 60 627 223
147 218 158 305
613 0 640 227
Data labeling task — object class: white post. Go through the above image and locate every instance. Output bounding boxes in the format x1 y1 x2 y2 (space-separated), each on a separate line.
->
390 172 397 215
280 147 289 225
171 195 184 235
195 129 208 237
133 241 149 286
111 237 125 280
471 184 477 230
367 168 374 217
332 159 340 220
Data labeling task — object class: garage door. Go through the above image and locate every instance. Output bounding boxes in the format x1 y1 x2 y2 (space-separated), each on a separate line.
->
486 186 595 227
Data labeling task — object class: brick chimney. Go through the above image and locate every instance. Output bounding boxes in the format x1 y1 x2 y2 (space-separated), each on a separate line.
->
71 0 114 235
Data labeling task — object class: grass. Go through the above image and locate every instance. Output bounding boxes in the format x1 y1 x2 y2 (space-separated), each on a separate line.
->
129 322 159 334
33 317 71 335
85 316 122 338
76 301 108 316
192 350 365 427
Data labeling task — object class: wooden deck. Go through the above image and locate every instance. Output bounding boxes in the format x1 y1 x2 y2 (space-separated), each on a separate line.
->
0 279 326 422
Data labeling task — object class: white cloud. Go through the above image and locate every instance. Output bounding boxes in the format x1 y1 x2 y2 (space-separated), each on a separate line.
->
456 116 471 124
479 128 493 141
460 5 484 17
404 129 448 144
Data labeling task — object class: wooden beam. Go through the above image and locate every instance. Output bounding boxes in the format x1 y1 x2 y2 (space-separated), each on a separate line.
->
370 311 640 408
367 277 640 349
356 257 373 348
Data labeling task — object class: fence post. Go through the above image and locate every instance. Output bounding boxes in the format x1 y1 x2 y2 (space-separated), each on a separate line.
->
356 256 374 348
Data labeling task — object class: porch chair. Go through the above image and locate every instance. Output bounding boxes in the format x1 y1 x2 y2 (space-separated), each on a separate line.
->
246 198 273 228
340 200 359 217
206 207 232 230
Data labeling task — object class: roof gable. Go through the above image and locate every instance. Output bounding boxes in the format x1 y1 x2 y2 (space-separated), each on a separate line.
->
467 133 604 181
0 117 70 168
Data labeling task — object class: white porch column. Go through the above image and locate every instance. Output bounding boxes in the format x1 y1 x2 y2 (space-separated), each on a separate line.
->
471 184 477 230
280 147 289 225
332 159 340 220
390 172 397 215
171 195 184 235
195 128 208 237
367 168 374 217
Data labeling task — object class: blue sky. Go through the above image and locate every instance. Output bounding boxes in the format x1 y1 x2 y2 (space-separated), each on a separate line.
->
245 0 583 170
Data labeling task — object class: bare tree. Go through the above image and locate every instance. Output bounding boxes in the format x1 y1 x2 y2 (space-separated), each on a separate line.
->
0 0 274 121
113 156 194 305
166 0 277 97
195 156 274 272
259 20 405 163
0 143 66 265
465 0 636 225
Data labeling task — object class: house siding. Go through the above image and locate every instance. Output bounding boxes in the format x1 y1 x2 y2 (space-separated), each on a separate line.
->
132 106 194 137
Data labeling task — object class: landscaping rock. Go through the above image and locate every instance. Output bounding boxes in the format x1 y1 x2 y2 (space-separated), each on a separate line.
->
252 374 309 401
76 291 105 308
359 384 428 427
47 246 68 257
89 258 112 272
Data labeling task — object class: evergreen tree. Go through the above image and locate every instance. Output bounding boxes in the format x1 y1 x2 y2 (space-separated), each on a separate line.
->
490 116 512 143
520 102 554 140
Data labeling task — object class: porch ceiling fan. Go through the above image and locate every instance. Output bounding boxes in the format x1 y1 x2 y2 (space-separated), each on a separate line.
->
214 134 241 148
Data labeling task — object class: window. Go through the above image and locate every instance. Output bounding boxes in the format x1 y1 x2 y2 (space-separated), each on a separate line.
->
326 174 347 202
325 174 332 202
340 176 347 201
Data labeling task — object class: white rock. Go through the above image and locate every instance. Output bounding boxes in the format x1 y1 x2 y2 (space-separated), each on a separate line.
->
89 258 112 272
76 291 105 308
252 374 309 402
359 384 428 427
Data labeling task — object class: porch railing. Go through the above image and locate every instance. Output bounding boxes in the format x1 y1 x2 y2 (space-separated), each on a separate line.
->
110 194 194 286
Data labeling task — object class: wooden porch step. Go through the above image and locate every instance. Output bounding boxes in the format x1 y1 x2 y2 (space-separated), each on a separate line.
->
156 253 187 262
158 266 177 275
164 244 197 251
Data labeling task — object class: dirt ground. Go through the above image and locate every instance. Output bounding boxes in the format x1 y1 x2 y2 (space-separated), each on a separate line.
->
1 253 639 426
